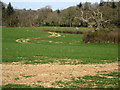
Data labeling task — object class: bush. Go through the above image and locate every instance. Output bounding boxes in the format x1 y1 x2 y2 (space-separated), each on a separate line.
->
44 30 84 34
83 30 119 44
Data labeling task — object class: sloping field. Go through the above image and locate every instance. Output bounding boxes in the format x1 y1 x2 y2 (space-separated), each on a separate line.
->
2 27 118 88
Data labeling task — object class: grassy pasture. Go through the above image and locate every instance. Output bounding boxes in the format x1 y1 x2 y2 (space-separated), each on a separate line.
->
2 26 118 64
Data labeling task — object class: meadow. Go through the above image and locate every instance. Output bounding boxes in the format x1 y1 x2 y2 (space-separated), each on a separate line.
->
2 27 118 64
2 27 119 88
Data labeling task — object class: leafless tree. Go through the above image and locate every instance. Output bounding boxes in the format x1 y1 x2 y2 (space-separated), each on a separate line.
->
80 9 111 30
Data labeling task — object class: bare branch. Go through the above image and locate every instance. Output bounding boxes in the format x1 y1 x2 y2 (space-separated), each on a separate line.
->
79 9 111 30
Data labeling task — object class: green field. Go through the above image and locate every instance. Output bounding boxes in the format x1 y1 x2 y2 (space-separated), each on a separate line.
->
2 27 118 64
2 27 119 88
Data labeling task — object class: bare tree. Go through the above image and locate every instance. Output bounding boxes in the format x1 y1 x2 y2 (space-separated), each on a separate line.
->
80 9 111 30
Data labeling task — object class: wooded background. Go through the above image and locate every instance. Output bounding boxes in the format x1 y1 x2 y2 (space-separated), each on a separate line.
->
0 0 120 29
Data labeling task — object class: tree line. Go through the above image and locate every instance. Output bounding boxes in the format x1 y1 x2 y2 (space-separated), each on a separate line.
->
0 1 120 28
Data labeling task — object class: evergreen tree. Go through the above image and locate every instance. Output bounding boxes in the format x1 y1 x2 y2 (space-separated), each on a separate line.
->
99 0 104 6
77 2 82 8
56 9 60 14
0 1 6 25
23 8 26 10
111 2 117 8
0 1 6 14
0 1 6 11
6 2 14 16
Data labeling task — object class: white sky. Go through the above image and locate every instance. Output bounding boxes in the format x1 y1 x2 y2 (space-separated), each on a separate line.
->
2 0 100 2
2 0 120 3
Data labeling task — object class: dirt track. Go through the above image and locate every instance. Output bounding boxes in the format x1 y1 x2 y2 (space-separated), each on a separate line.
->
15 32 61 44
2 62 118 87
48 32 61 37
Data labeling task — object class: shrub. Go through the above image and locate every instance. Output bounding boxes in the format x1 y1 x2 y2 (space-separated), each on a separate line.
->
83 30 119 44
44 30 84 34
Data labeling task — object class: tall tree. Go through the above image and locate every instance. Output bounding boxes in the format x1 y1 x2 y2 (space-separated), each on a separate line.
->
99 0 104 6
56 9 60 14
111 1 117 8
0 1 6 25
80 9 111 30
77 2 82 9
0 1 6 11
6 2 14 16
83 2 91 10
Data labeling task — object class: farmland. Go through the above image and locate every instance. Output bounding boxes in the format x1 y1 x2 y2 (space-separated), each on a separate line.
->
2 27 118 64
2 27 119 88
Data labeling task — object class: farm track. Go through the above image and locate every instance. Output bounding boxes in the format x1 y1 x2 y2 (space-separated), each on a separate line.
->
48 32 61 37
15 32 61 44
15 37 41 44
2 62 118 88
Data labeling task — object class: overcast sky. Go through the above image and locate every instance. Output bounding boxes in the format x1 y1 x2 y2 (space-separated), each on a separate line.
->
1 0 119 10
